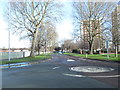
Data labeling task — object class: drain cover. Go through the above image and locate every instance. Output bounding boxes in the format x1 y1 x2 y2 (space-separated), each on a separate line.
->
70 66 114 73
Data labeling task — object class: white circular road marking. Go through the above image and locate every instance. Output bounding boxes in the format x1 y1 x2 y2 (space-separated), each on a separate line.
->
70 66 114 73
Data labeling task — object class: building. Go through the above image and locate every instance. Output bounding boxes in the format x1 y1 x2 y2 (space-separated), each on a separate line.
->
112 1 120 52
81 20 103 51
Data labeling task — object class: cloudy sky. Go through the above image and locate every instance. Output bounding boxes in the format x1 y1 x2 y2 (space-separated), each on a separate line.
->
0 0 119 48
0 1 73 48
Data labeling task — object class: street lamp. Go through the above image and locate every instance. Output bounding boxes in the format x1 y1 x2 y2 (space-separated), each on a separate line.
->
8 2 11 67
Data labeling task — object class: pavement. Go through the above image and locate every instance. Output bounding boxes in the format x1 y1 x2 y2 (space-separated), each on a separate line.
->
2 54 120 88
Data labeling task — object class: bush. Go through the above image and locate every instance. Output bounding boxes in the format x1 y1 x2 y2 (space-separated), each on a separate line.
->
93 51 100 54
101 49 107 53
72 49 79 53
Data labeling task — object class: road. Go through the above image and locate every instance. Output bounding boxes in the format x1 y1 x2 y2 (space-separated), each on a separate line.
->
2 54 120 88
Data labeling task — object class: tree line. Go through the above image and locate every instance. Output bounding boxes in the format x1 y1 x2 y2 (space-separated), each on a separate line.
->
6 0 119 56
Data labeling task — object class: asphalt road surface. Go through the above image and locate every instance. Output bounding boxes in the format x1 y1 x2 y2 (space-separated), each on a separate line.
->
2 54 120 88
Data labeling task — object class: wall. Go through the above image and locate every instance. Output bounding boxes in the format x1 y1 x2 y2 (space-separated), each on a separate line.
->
0 51 30 60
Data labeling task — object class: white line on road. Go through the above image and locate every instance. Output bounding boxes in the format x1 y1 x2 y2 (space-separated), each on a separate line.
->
67 59 75 62
89 75 120 78
63 73 85 77
63 73 120 78
53 67 60 69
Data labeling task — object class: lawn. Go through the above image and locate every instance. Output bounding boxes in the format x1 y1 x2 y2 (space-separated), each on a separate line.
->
1 53 52 65
64 53 120 61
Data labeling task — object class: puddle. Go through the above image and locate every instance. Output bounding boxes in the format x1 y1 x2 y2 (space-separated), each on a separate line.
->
70 66 114 73
0 62 31 69
67 59 75 62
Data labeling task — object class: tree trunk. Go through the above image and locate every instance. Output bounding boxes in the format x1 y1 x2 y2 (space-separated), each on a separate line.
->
89 41 93 54
115 45 118 57
30 28 39 57
30 37 35 57
45 41 47 54
38 46 41 55
38 49 40 55
39 48 41 55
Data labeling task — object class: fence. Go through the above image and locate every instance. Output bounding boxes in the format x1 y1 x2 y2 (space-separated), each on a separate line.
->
0 51 30 60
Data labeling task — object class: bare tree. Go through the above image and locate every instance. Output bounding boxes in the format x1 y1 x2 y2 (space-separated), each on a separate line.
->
112 4 120 57
46 23 58 52
35 21 58 55
7 0 62 56
73 1 116 54
35 25 45 55
62 40 76 52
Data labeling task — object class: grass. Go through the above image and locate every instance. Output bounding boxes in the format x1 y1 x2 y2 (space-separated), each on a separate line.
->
64 53 120 61
1 53 52 65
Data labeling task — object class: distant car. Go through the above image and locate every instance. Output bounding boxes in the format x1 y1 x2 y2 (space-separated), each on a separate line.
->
53 51 58 53
53 51 63 54
58 51 63 54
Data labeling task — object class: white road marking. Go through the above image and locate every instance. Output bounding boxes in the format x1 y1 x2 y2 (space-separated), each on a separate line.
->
67 59 75 62
53 67 60 69
63 73 120 78
63 73 85 77
70 66 114 73
89 75 120 78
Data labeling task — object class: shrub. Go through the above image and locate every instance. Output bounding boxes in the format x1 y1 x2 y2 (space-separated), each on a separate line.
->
72 49 80 54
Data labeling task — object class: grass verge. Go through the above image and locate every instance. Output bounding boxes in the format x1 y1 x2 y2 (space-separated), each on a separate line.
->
64 53 120 61
1 53 52 65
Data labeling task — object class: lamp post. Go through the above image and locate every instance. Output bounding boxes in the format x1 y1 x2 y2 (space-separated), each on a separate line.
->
8 2 11 67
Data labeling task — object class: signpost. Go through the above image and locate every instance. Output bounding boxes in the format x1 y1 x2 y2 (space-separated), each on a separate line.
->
106 40 109 59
